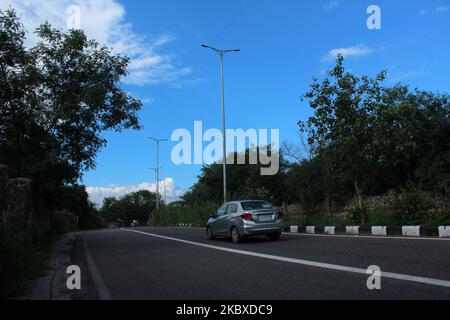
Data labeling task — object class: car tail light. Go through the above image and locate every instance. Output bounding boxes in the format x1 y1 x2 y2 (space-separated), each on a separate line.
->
277 211 284 219
241 213 253 221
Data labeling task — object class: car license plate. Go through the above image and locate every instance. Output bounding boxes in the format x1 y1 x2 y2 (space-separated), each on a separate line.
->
259 215 273 222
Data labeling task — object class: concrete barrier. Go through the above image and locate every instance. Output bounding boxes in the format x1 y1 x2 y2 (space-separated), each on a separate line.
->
290 225 299 233
324 226 335 235
346 226 359 235
439 226 450 238
371 226 387 236
402 226 421 237
306 226 315 234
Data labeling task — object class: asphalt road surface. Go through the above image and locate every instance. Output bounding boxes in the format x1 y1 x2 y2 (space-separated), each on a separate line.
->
71 226 450 300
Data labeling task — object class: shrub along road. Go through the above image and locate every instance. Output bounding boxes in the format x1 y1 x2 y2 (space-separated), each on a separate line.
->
71 227 450 300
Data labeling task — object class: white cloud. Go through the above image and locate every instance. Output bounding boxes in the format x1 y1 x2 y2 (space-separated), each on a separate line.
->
323 1 339 11
0 0 191 87
322 44 375 61
388 70 426 83
387 60 437 84
420 6 449 15
435 6 449 13
86 178 186 205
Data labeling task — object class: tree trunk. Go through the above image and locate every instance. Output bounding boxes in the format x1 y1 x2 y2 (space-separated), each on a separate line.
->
354 179 365 225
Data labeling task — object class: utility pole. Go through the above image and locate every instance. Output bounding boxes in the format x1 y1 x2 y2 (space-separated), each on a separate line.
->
163 179 167 205
149 137 167 211
201 44 240 203
149 168 159 209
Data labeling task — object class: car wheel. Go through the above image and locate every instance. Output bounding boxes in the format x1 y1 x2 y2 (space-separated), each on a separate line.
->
267 232 281 241
206 226 215 240
231 227 242 243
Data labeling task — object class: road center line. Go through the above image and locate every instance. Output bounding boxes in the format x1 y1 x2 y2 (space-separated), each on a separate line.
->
122 228 450 289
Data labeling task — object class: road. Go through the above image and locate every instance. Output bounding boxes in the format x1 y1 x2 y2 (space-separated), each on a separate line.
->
71 226 450 300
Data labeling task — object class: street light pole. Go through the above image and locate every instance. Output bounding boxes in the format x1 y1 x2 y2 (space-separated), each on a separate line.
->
163 179 167 205
149 167 159 209
202 44 240 204
149 137 167 211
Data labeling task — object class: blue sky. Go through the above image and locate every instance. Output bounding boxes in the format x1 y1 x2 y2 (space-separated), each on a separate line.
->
2 0 450 203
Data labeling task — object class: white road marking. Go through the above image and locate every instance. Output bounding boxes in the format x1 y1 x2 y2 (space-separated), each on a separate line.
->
122 228 450 289
83 235 112 300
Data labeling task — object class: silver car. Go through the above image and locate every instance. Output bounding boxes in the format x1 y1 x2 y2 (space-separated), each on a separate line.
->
206 200 284 243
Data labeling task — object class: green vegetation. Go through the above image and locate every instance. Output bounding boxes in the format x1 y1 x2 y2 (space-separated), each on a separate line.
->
0 231 48 299
100 190 159 225
0 213 76 299
148 55 449 228
0 9 142 298
148 202 217 227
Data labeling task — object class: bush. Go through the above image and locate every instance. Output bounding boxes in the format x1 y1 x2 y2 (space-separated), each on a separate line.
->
0 229 49 299
391 186 433 225
345 203 364 225
283 211 347 227
0 212 72 298
148 202 219 227
365 207 397 226
422 209 450 226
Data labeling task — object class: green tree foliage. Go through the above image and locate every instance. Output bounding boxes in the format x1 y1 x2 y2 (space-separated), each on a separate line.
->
285 155 353 212
299 55 389 223
0 9 142 225
100 190 159 225
179 56 449 226
299 55 449 223
182 146 288 206
56 185 103 230
0 10 141 182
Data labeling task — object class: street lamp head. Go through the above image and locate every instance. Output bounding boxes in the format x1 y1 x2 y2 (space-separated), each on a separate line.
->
149 137 168 142
224 49 240 53
202 44 220 53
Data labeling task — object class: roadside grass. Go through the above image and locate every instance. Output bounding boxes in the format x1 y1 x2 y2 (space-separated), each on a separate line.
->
0 216 74 299
0 229 50 299
283 212 347 227
148 203 217 227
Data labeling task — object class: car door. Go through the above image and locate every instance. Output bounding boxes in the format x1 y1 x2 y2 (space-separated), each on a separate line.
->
224 203 238 235
211 204 228 235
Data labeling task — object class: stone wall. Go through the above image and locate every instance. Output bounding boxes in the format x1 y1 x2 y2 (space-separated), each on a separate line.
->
282 189 449 219
0 164 34 229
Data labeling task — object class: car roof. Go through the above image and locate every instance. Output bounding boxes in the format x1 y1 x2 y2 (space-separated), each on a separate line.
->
225 200 269 205
235 200 268 203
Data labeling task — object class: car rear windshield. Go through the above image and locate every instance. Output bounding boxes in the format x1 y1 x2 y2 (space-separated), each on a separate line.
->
240 201 272 210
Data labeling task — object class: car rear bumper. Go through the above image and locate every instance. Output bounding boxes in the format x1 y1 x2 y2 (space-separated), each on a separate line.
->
240 221 284 235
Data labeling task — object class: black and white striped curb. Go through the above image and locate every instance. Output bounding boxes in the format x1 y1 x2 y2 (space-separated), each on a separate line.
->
284 225 450 238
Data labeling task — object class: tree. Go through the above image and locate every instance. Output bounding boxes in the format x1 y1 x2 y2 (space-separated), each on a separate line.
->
300 56 450 223
182 147 288 206
1 10 141 181
0 9 142 223
100 190 158 225
57 184 102 230
300 55 387 224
